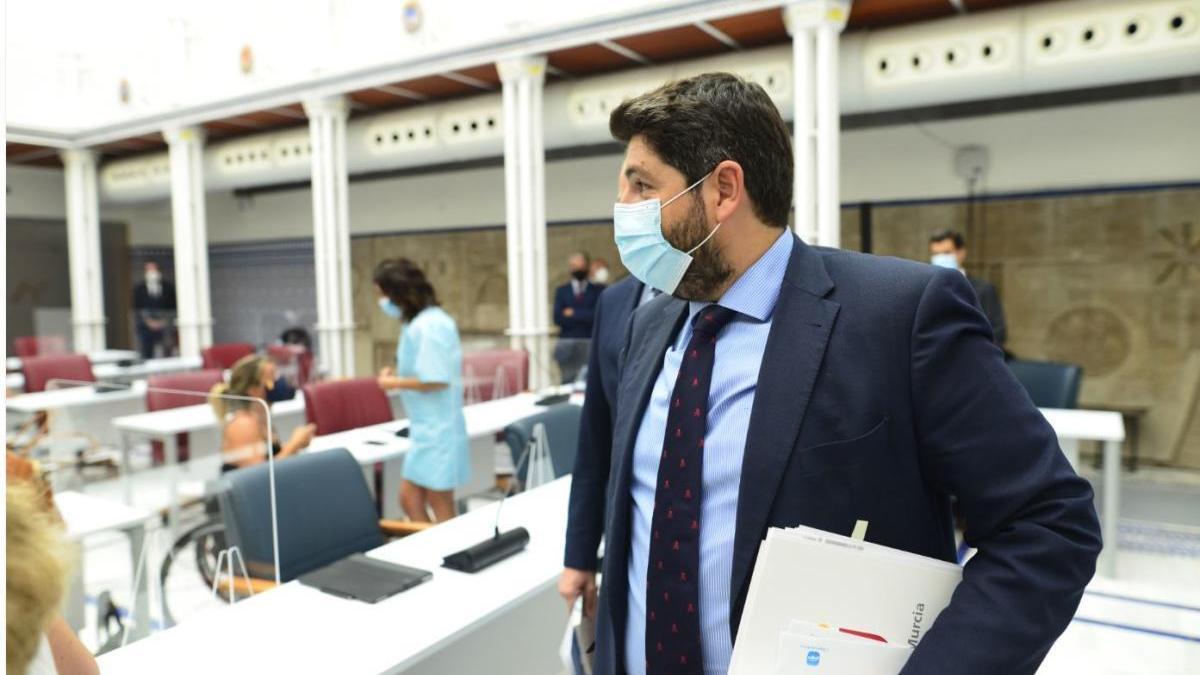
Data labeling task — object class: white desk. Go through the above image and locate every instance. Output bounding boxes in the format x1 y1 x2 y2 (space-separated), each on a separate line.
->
56 491 156 641
6 349 141 372
1040 408 1126 578
93 355 203 383
6 382 149 449
305 392 577 518
96 477 573 674
6 355 204 391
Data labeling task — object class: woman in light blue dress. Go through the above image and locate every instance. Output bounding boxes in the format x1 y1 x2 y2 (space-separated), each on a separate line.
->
373 258 469 522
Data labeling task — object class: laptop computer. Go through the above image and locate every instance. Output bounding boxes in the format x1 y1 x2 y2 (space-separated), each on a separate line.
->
298 554 432 604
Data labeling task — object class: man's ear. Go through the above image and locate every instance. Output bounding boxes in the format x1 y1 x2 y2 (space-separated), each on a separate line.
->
711 159 745 224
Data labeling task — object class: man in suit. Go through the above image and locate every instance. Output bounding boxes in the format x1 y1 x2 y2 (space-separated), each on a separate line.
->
929 229 1008 347
132 261 177 359
560 274 656 617
583 73 1100 675
553 252 605 383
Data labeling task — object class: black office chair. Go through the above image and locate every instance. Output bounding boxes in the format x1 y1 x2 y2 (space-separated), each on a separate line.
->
214 448 428 597
503 404 582 488
1007 359 1083 409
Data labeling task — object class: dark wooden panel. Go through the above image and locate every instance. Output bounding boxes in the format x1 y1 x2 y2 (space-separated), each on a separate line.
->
613 24 728 63
548 43 636 76
396 74 478 98
708 9 787 48
455 63 501 86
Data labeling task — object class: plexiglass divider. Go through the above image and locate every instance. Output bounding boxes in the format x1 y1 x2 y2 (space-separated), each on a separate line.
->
15 376 283 652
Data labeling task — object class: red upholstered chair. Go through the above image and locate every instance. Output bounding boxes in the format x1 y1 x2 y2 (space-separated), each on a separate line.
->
201 343 256 370
14 335 69 358
267 344 315 387
302 378 392 436
21 354 95 393
462 349 529 403
146 369 226 464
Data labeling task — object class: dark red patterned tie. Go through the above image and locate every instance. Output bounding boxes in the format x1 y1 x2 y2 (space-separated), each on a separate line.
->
645 304 739 674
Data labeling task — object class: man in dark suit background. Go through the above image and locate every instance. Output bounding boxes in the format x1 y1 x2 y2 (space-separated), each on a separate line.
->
553 252 605 383
132 261 177 359
929 229 1008 348
560 273 655 617
575 73 1099 675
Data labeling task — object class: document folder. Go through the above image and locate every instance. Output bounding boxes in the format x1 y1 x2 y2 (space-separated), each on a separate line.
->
729 526 962 675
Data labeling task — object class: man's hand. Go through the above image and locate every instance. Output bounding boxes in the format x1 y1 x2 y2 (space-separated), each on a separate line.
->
559 567 598 617
563 307 576 318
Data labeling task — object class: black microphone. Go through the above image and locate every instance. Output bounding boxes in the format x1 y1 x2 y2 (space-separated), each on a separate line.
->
442 434 537 573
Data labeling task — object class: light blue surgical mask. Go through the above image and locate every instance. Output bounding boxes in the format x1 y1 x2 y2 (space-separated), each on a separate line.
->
930 253 959 270
377 296 403 319
612 172 721 295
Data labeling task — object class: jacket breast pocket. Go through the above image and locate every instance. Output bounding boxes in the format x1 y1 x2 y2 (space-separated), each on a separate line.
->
791 417 889 477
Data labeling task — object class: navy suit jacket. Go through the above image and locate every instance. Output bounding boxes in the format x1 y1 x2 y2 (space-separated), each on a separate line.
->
565 275 644 570
593 234 1101 674
554 281 605 339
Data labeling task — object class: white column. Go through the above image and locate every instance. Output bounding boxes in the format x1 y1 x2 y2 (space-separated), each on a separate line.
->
786 0 849 247
60 149 107 352
303 95 356 378
163 126 214 357
498 56 551 390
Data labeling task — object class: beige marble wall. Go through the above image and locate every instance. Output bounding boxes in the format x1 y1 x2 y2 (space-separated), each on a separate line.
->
351 223 624 378
349 190 1200 468
867 187 1200 468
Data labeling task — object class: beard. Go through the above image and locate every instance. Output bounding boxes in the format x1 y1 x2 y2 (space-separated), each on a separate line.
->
665 196 732 301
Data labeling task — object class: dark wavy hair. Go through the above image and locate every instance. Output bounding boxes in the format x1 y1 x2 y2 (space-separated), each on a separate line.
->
610 72 793 229
373 258 439 319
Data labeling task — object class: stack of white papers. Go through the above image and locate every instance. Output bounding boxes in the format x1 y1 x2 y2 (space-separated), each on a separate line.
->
729 526 962 675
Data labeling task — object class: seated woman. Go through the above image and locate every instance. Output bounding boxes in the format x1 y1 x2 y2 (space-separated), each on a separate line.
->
211 355 316 473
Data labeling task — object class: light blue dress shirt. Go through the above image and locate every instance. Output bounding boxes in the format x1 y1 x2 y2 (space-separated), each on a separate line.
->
625 231 793 674
395 306 469 491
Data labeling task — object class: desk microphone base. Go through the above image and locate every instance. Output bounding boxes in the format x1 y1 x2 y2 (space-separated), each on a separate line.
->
442 527 530 573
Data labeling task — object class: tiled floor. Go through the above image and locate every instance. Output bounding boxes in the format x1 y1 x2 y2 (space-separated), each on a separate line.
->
66 455 1200 672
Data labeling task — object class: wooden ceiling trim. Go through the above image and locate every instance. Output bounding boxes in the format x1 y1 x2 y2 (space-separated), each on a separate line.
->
547 43 637 76
612 24 729 64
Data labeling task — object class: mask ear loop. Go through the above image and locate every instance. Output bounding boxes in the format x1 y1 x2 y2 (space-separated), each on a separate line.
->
661 171 722 256
686 220 724 255
662 171 713 208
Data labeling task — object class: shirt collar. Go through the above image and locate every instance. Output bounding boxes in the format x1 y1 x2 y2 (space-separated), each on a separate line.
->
687 230 794 322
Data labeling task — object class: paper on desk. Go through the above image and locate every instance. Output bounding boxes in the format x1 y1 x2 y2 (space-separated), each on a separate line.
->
729 525 962 675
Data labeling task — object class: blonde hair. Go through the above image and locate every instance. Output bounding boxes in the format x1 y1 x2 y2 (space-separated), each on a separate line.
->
6 480 68 675
210 354 269 420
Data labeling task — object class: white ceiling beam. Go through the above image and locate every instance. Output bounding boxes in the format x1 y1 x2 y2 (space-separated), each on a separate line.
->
18 0 787 148
375 85 430 101
696 20 742 49
441 71 495 90
597 39 651 65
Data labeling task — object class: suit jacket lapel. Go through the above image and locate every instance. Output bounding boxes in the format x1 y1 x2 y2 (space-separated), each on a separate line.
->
729 237 840 636
607 295 688 645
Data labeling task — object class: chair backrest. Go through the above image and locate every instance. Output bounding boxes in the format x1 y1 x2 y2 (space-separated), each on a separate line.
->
21 354 95 393
462 349 529 403
14 335 68 358
266 344 314 387
217 448 384 581
302 378 392 435
504 404 583 485
146 369 226 411
201 343 256 370
1008 359 1083 409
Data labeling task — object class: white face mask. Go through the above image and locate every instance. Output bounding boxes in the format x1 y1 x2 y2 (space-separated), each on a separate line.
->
612 172 721 295
145 270 162 283
930 253 959 270
590 267 610 284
